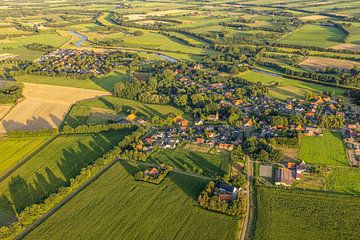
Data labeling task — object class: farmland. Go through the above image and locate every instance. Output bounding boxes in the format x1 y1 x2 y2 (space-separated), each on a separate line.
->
24 161 239 240
239 71 345 100
64 96 186 127
150 147 231 177
0 136 52 176
298 130 348 166
0 83 110 133
280 24 347 48
252 187 360 240
0 131 129 216
325 167 360 194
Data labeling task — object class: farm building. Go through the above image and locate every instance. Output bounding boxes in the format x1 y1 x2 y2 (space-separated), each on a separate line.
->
274 168 293 187
259 164 273 178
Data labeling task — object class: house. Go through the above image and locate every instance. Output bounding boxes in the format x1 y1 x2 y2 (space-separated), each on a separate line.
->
296 161 306 180
274 168 293 187
219 193 233 202
206 132 216 138
233 99 244 106
244 118 253 127
218 143 235 151
218 182 237 193
126 113 137 122
305 112 315 118
207 112 219 121
304 127 323 136
144 167 159 176
194 118 204 126
196 138 205 144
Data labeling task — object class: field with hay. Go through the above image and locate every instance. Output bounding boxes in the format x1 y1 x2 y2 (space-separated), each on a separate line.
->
299 57 360 72
24 161 239 240
0 130 129 217
298 130 348 166
252 187 360 239
0 83 110 133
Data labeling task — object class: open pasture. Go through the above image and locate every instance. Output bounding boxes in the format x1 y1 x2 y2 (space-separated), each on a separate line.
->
280 24 347 48
24 161 239 240
298 130 348 166
150 147 231 177
0 83 110 133
239 71 345 100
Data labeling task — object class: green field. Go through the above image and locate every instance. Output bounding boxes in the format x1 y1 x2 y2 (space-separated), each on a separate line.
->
0 131 129 216
150 147 231 177
298 130 348 166
239 71 345 100
253 187 360 239
16 70 128 91
0 136 52 176
325 167 360 195
24 161 239 240
280 24 347 48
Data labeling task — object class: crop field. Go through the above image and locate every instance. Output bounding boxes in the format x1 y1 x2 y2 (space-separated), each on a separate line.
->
0 83 110 133
239 71 345 100
253 187 360 239
298 130 348 166
0 136 52 176
0 105 11 119
299 57 360 72
0 130 129 217
325 167 360 195
24 161 239 240
150 147 231 177
280 24 347 48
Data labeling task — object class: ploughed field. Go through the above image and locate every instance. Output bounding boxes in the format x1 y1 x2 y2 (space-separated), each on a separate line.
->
24 161 239 240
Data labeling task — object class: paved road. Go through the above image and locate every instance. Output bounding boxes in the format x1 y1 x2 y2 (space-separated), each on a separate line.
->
240 158 253 240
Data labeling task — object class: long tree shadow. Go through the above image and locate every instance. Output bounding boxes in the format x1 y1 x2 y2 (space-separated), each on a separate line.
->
167 172 207 200
187 152 225 177
118 160 142 176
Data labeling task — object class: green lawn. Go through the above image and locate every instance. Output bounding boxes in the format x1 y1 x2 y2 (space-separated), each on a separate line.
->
16 70 128 91
0 131 130 217
280 24 347 48
325 167 360 195
150 147 231 177
24 161 239 240
298 130 348 166
239 71 345 100
253 187 360 239
0 136 52 176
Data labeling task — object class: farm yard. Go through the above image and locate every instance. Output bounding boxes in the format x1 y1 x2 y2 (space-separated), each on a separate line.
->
252 187 360 240
298 131 348 166
23 161 239 240
0 83 110 133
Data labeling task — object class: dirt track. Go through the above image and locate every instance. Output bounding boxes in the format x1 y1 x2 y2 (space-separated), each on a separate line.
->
0 83 110 133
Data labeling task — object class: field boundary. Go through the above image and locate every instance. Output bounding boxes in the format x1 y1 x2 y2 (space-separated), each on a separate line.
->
0 135 58 184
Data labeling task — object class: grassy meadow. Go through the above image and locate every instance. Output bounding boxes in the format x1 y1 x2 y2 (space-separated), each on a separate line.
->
16 70 128 92
280 24 347 48
253 187 360 239
150 147 231 177
298 130 348 166
24 161 239 240
325 167 360 195
0 131 129 216
239 71 345 100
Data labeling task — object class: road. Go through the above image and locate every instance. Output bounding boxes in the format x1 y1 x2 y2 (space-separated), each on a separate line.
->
240 158 253 240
